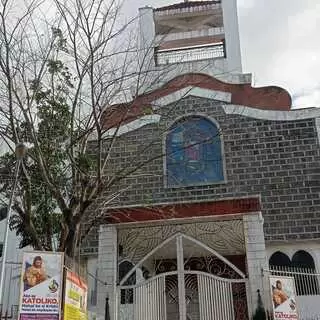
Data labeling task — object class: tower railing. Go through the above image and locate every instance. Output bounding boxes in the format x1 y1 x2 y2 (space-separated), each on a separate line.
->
154 41 226 66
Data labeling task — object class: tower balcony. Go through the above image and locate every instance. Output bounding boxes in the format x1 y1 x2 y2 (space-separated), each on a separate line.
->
154 41 226 66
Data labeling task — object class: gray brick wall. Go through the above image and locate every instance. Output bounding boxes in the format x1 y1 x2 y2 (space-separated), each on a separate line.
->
87 96 320 247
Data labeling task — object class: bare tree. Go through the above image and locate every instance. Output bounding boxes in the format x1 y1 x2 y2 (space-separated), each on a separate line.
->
0 0 225 258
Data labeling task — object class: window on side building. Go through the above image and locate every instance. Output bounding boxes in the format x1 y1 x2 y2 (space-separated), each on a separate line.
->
166 116 224 187
269 250 319 296
291 250 319 296
269 251 291 268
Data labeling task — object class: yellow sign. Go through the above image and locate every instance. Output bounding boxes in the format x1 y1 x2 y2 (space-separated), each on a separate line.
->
63 271 88 320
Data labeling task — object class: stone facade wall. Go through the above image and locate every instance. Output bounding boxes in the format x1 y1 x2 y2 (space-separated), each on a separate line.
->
91 96 320 245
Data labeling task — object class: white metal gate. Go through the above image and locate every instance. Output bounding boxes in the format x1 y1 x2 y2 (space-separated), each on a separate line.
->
117 233 248 320
198 272 235 320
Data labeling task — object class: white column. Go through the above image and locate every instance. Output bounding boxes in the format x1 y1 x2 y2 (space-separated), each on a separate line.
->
138 6 156 71
176 235 186 320
315 118 320 145
221 0 242 73
243 213 268 317
137 6 157 95
96 225 117 320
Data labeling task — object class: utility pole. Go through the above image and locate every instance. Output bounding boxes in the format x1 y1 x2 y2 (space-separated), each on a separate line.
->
0 143 27 307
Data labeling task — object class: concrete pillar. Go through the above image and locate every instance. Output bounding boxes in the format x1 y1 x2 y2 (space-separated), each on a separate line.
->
137 6 157 95
96 225 117 320
138 6 155 71
243 213 269 317
221 0 243 73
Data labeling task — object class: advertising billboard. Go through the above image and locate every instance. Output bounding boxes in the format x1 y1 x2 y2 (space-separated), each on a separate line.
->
270 275 299 320
18 251 64 320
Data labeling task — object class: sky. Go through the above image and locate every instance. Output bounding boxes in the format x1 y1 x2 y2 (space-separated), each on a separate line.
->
122 0 320 109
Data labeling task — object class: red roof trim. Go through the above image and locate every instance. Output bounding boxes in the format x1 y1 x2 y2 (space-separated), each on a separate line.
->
106 197 261 224
101 73 292 130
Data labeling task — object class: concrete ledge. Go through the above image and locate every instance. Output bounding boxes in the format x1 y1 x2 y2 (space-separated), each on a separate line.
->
223 104 320 121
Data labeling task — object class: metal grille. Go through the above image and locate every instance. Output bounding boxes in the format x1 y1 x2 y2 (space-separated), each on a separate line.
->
155 42 225 66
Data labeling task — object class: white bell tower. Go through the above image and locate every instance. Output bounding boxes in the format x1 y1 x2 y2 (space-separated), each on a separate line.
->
138 0 245 87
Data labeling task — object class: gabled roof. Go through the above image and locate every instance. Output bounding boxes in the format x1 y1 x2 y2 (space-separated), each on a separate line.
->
154 1 220 12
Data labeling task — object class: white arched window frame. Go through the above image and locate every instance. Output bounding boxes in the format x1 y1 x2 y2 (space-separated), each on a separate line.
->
269 249 319 296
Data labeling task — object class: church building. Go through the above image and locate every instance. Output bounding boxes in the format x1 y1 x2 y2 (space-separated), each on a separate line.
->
84 1 320 320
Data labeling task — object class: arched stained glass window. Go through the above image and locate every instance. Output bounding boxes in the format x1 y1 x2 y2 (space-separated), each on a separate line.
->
166 116 224 187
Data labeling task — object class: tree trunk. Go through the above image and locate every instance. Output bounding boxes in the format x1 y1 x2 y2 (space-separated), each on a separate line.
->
64 221 80 257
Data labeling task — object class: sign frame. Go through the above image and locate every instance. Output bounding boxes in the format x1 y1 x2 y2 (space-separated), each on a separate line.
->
18 251 64 320
270 275 299 320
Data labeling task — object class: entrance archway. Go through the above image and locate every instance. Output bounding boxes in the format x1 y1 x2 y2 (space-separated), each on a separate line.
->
117 233 248 320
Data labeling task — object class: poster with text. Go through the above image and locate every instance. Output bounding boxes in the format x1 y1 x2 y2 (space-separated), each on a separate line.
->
63 270 88 320
270 275 299 320
18 251 64 320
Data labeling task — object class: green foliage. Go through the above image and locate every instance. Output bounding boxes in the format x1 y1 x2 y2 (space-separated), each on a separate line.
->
0 151 60 249
0 27 74 250
10 207 61 250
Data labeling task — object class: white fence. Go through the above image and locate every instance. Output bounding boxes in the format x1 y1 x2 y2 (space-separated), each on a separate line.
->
267 265 320 320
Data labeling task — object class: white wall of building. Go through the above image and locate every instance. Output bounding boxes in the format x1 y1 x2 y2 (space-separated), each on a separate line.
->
0 220 27 313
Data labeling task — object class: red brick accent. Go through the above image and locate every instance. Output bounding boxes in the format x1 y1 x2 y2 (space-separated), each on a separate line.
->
106 197 261 224
101 73 292 130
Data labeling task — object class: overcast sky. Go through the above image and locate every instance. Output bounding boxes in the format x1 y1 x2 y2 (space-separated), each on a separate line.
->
123 0 320 109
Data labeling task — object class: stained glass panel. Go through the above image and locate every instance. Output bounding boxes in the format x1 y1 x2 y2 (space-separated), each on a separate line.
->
166 117 224 186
